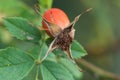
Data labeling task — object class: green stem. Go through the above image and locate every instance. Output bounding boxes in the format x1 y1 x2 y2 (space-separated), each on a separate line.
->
37 31 46 64
35 66 39 80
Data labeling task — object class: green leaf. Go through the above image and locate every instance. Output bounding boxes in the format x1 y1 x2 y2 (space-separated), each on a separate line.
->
3 17 41 42
40 60 74 80
0 47 34 80
22 65 38 80
58 58 83 79
71 40 87 59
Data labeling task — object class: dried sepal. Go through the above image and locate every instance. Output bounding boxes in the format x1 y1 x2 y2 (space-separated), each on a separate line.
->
40 16 78 63
42 18 62 37
40 38 58 63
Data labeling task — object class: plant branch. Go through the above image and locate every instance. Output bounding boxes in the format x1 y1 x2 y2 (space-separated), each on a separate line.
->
37 31 46 64
35 65 39 80
76 59 120 80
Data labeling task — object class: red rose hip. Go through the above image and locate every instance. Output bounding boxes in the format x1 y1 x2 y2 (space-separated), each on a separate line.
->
42 8 70 37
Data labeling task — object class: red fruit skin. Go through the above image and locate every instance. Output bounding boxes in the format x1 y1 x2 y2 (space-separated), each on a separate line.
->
42 8 70 37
